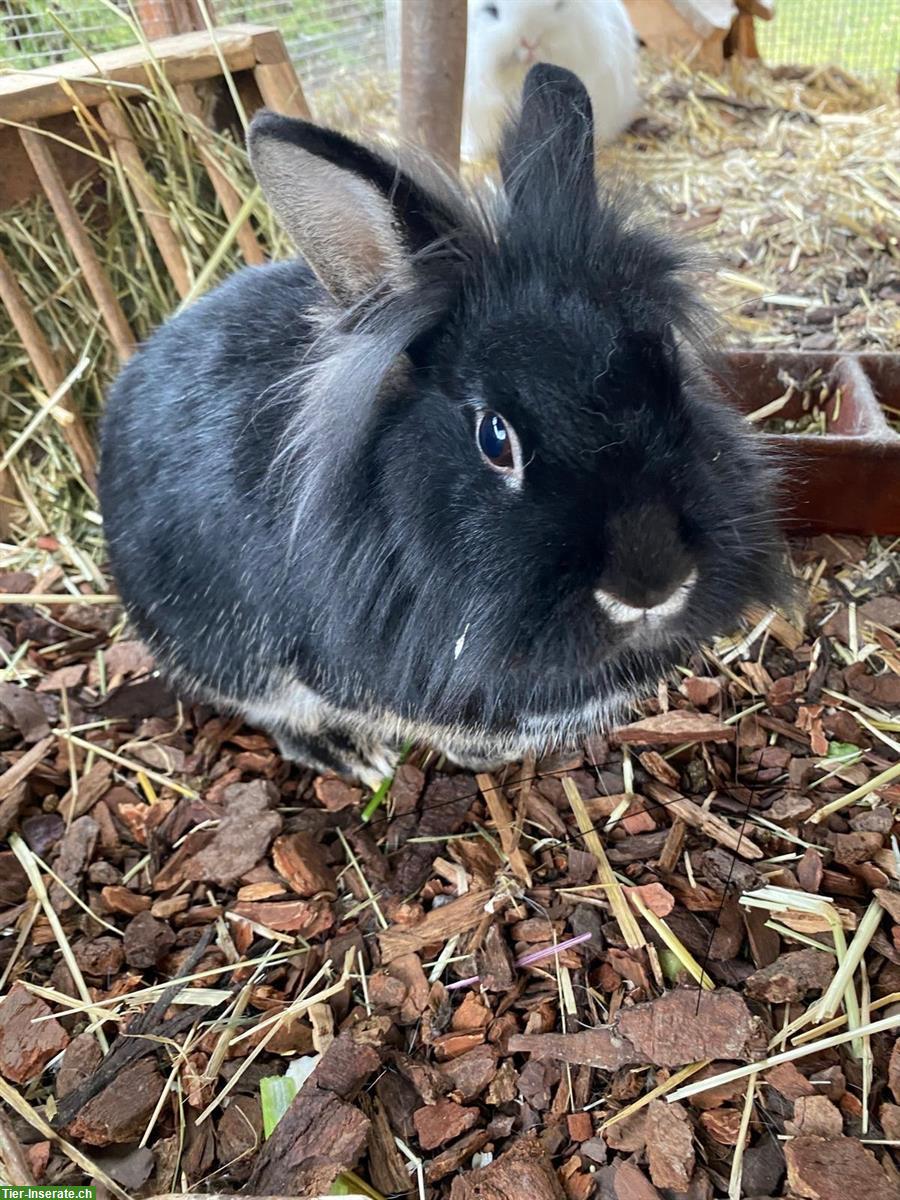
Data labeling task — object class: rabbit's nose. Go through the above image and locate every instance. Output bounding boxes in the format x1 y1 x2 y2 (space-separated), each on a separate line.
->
595 502 697 625
595 568 697 627
516 36 541 63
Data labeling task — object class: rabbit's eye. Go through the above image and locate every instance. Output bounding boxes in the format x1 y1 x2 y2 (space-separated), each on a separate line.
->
482 2 500 17
477 410 519 475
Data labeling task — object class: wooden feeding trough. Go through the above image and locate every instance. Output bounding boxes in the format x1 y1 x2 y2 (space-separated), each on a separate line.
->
0 23 308 501
719 349 900 536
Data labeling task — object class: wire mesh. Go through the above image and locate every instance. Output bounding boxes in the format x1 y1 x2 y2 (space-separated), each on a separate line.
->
216 0 390 88
0 1 137 69
0 2 896 86
755 0 899 81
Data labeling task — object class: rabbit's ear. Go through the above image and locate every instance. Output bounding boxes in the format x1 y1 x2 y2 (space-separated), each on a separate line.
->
499 63 596 213
248 112 459 304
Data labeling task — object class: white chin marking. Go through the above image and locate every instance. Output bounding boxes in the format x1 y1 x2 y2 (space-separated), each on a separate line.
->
595 569 698 626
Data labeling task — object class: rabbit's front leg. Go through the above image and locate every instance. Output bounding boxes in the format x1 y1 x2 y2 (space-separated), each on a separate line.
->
273 723 398 791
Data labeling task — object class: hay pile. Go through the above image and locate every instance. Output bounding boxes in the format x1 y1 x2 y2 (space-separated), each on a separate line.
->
0 50 898 566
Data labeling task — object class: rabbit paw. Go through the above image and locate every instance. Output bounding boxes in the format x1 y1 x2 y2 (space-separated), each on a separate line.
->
274 725 397 790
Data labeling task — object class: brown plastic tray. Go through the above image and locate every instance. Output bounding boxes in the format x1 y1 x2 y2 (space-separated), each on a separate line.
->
718 350 900 535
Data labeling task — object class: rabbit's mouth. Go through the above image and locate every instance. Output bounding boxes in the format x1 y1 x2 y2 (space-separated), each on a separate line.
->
515 36 543 65
594 568 698 633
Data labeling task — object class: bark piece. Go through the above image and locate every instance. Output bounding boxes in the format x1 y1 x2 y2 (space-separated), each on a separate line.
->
764 1061 817 1101
123 911 176 969
48 815 98 910
414 1098 479 1150
785 1095 843 1138
391 774 476 897
643 779 763 859
58 760 113 822
0 983 69 1084
784 1134 895 1200
313 775 362 811
0 681 51 743
57 1032 103 1099
603 1110 647 1153
248 1033 379 1194
73 936 124 980
386 952 431 1024
889 1037 900 1104
379 888 492 963
567 1112 593 1142
645 1099 694 1191
510 987 762 1069
613 711 735 746
699 1107 743 1144
0 736 54 838
100 885 151 915
450 1137 566 1200
425 1128 492 1184
613 1160 663 1200
745 949 834 1003
231 897 333 936
833 831 885 865
65 1057 165 1145
879 1102 900 1140
182 779 282 885
215 1094 262 1176
438 1044 498 1102
272 831 336 896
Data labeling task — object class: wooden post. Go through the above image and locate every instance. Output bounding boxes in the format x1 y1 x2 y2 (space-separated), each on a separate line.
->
251 29 311 119
98 97 194 299
19 126 135 361
0 247 97 489
399 0 467 172
135 0 211 39
175 83 266 266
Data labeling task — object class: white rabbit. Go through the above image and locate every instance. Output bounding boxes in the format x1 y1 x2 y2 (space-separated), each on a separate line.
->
463 0 639 160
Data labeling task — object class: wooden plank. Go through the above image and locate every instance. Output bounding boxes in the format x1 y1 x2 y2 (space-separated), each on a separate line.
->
0 249 96 487
19 125 135 361
0 25 268 124
251 29 311 119
175 83 265 266
400 0 467 171
98 98 193 299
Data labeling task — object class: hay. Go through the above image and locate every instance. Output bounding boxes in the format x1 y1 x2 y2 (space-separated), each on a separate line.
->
0 47 898 570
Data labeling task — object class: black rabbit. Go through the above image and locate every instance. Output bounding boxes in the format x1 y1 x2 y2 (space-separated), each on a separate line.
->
100 64 784 786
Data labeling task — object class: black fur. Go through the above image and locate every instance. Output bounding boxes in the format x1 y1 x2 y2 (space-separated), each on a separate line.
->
100 64 785 779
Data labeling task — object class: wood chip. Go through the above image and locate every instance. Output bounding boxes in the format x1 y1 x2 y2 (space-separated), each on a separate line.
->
65 1057 165 1145
510 987 762 1069
182 780 282 885
645 1099 694 1190
0 983 69 1084
449 1137 566 1200
643 781 764 859
378 888 493 964
613 711 735 746
272 831 336 896
784 1135 896 1200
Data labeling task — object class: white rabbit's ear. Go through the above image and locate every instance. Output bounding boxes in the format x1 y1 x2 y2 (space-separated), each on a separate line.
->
248 112 462 305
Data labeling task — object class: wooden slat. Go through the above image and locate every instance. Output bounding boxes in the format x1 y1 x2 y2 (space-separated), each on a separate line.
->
175 83 265 266
98 98 193 300
19 125 135 361
0 248 97 488
251 29 311 119
0 25 267 124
